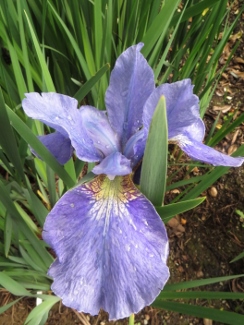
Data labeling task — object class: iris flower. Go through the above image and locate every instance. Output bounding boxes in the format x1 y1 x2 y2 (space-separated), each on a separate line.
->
22 43 244 320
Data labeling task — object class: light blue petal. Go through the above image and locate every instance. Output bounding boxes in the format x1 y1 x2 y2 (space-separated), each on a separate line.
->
177 133 244 167
23 93 79 138
143 79 204 141
43 175 169 320
105 43 155 147
22 93 118 162
92 152 132 179
34 132 73 165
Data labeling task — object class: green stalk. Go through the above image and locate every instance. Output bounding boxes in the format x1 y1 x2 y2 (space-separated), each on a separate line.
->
128 314 134 325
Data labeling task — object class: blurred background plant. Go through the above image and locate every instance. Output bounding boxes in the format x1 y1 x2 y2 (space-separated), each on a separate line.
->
0 0 244 324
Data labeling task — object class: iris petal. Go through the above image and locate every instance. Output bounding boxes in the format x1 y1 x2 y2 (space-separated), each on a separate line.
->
22 93 75 137
177 134 244 167
22 93 103 162
92 152 132 179
34 132 73 165
123 129 146 168
158 79 204 141
106 43 155 147
79 106 120 156
43 175 169 320
142 79 244 167
143 79 204 141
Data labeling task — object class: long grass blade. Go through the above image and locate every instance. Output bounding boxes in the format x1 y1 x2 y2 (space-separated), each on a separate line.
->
140 96 168 206
152 301 244 325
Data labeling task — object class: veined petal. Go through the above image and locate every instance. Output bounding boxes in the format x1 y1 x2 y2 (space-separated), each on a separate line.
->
143 79 204 142
43 175 169 320
22 93 73 137
79 106 120 157
176 133 244 167
34 132 73 165
92 152 132 179
123 129 146 168
105 43 155 147
22 93 104 162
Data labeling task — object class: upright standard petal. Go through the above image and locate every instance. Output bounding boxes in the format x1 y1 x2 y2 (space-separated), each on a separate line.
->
43 175 169 320
35 132 73 165
105 43 155 147
176 133 244 167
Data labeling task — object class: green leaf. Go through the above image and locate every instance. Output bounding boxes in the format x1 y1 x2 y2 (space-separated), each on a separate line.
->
6 37 27 99
230 250 244 263
152 301 244 325
0 88 25 181
22 187 48 228
164 274 244 291
24 10 55 92
0 272 33 296
140 96 168 206
14 201 39 233
24 296 60 325
142 0 181 57
0 256 26 268
156 197 205 223
4 213 12 257
208 110 244 147
17 0 34 92
157 291 244 300
94 0 103 68
0 181 53 269
47 1 91 81
19 245 45 272
73 63 110 103
46 166 57 208
0 297 22 314
170 0 222 26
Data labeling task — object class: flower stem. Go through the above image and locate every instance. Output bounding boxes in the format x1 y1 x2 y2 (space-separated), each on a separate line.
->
129 314 134 325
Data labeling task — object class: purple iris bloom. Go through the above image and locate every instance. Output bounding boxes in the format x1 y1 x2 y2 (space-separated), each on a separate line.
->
22 43 244 320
